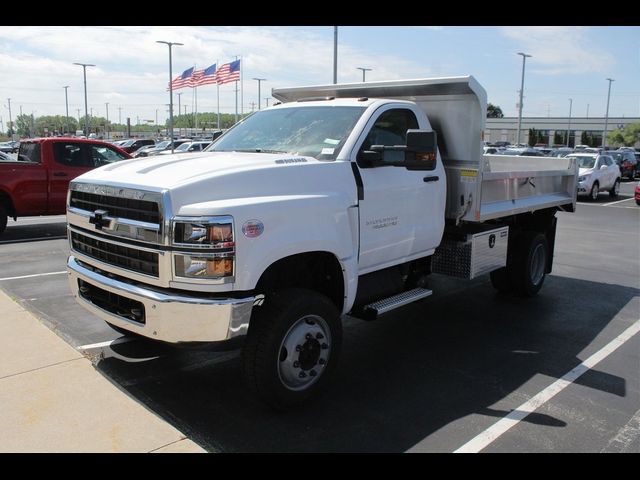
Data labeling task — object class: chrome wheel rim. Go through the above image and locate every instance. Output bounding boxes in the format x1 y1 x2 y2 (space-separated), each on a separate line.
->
277 315 331 391
591 183 599 200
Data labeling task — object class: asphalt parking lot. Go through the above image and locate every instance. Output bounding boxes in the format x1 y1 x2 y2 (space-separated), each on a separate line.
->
0 181 638 453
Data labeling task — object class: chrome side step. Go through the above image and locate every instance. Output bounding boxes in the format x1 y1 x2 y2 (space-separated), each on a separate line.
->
356 287 433 321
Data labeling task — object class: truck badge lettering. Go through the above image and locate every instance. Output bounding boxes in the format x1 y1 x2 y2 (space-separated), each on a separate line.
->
366 216 398 230
489 234 496 248
275 157 307 164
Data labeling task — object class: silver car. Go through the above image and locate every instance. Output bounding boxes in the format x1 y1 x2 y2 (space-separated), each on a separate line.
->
567 153 621 200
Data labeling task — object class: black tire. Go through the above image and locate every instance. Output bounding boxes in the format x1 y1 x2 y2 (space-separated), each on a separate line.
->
490 267 513 293
0 204 7 235
609 178 620 197
589 181 599 201
241 288 342 410
510 232 548 297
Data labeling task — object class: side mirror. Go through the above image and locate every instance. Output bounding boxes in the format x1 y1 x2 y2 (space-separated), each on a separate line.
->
357 149 384 167
404 130 437 171
600 164 608 170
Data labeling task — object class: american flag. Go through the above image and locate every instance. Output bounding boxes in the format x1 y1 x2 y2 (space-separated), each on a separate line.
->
190 69 204 87
169 67 194 90
215 59 241 85
194 63 217 87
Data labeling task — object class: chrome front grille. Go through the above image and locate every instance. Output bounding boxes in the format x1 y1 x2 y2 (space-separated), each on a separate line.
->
69 190 160 224
70 230 159 277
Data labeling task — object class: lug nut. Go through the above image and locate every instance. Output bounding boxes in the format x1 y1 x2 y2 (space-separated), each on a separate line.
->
305 333 313 340
293 361 300 368
316 333 324 339
321 343 328 350
318 358 326 365
295 345 302 352
299 371 307 378
309 370 317 377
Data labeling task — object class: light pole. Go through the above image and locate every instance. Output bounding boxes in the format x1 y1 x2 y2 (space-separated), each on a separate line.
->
5 98 12 140
333 26 338 84
516 52 532 146
357 67 372 82
105 102 109 139
265 97 270 107
177 92 182 137
73 62 95 137
566 98 572 147
603 78 614 148
253 78 266 110
156 40 183 153
63 86 70 135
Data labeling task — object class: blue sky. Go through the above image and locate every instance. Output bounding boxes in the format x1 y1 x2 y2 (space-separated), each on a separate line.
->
0 26 638 126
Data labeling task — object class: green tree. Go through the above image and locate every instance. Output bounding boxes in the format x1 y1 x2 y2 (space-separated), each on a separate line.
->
528 128 537 147
487 103 504 118
608 123 640 147
580 131 588 145
553 131 564 145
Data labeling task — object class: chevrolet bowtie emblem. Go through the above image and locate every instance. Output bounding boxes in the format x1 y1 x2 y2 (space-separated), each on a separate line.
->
89 209 109 230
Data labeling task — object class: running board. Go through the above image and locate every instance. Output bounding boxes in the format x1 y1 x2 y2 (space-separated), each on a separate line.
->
353 287 433 321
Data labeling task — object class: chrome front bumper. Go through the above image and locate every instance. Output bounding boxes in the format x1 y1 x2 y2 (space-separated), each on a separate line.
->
67 256 256 343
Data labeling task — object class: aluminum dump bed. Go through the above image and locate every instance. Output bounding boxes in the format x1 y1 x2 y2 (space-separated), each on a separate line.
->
273 76 578 224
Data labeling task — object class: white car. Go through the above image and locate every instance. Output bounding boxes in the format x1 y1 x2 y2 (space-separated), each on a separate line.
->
567 153 621 200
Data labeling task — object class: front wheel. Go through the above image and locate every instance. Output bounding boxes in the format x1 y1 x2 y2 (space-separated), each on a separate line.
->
609 178 620 197
589 181 599 201
241 288 342 410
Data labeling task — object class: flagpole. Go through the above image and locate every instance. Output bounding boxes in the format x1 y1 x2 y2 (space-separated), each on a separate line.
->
240 55 243 118
194 64 198 133
234 55 239 124
216 58 220 130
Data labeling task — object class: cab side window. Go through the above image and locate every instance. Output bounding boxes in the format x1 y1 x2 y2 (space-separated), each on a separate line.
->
88 145 127 167
361 109 419 152
53 142 85 167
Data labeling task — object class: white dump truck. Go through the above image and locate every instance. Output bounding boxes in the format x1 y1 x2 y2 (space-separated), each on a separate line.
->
66 76 578 409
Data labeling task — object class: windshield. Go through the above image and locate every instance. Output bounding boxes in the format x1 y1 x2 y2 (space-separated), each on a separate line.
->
572 156 596 169
208 105 367 160
154 140 170 150
174 142 192 152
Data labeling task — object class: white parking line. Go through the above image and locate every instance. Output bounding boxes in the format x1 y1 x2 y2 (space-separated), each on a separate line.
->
602 197 635 206
453 319 640 453
77 337 135 350
0 271 66 281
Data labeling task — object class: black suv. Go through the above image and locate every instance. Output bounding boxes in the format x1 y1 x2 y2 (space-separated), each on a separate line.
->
610 150 637 180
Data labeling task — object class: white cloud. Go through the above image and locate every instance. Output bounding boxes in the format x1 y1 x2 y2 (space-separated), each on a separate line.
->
500 26 615 75
0 26 427 122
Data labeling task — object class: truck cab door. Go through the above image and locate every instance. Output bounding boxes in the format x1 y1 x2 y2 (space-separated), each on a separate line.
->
351 106 446 274
49 142 93 214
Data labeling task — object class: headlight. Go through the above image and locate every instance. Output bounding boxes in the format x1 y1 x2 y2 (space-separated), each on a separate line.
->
172 216 235 280
578 175 589 182
173 217 234 247
174 254 234 278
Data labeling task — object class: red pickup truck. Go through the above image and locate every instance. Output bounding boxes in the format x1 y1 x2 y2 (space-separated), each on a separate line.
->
0 137 131 234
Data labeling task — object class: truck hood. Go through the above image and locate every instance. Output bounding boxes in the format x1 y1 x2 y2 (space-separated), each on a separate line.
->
72 151 357 215
578 167 594 176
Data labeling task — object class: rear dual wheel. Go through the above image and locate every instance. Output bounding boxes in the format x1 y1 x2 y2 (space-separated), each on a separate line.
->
490 231 548 297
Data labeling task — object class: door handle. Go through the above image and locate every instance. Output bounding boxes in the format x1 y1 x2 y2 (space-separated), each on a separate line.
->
423 176 439 183
52 172 68 177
